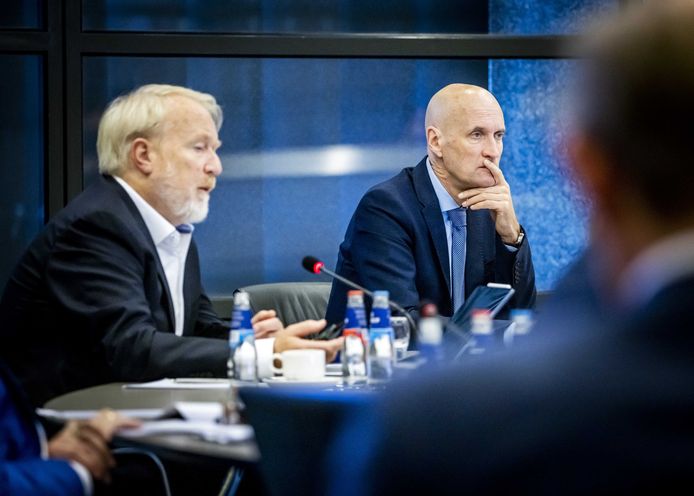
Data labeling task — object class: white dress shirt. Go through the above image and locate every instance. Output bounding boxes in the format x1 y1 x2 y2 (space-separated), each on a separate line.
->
114 177 192 336
618 228 694 309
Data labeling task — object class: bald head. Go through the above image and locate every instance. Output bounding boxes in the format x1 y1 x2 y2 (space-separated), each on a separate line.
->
425 84 502 132
425 84 506 195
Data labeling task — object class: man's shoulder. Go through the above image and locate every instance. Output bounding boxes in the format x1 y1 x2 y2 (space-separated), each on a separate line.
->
360 163 421 207
52 176 139 231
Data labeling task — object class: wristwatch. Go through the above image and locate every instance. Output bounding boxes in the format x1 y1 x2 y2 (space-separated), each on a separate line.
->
511 227 525 247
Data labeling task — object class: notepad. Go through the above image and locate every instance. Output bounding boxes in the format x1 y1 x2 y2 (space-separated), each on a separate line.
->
122 378 231 390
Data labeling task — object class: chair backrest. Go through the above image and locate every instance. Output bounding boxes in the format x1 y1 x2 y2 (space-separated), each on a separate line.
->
235 282 332 326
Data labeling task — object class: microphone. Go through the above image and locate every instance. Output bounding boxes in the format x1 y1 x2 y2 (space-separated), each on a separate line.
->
301 256 418 335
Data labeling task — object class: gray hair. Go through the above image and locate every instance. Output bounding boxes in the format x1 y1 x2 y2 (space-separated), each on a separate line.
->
96 84 223 175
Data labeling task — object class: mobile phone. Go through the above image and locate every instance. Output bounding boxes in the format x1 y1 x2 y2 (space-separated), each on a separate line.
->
311 321 345 341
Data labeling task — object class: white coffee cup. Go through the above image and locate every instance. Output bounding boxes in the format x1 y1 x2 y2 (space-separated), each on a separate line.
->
271 349 325 380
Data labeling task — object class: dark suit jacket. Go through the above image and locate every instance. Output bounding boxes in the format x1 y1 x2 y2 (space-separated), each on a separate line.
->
329 275 694 495
0 361 83 495
0 175 229 405
325 158 535 323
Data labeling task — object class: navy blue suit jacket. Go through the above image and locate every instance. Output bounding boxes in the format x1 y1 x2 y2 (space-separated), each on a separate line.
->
330 274 694 495
0 175 229 405
325 158 535 323
0 361 83 495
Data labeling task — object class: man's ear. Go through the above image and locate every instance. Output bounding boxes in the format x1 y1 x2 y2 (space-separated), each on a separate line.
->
426 126 443 158
567 133 615 211
130 137 155 175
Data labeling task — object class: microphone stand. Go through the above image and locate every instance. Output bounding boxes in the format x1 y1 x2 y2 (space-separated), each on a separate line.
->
317 266 419 342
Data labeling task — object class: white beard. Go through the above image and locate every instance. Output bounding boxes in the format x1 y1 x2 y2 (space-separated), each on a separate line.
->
157 167 211 224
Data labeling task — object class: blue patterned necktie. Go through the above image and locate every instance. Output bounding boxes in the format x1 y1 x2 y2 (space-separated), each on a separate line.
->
448 207 467 313
176 224 193 234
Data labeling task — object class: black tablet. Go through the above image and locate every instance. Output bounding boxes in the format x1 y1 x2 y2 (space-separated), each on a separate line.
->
449 283 515 330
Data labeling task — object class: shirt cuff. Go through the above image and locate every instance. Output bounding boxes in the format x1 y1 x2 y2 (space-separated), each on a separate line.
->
503 243 519 253
256 337 276 378
68 461 93 496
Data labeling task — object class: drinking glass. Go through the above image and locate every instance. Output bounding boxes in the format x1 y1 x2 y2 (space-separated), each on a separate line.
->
390 316 411 361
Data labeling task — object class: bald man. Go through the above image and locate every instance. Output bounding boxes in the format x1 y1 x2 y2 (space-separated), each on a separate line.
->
325 84 535 324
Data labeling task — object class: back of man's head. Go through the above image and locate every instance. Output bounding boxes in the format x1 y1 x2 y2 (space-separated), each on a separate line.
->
576 0 694 219
96 84 223 176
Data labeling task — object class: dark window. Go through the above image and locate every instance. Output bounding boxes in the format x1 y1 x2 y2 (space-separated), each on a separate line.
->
0 55 44 289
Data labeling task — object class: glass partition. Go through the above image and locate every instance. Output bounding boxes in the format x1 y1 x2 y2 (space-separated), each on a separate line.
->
0 55 44 289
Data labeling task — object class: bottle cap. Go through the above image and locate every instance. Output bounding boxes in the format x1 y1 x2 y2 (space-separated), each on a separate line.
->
420 302 439 318
347 290 364 297
233 291 250 306
471 308 492 319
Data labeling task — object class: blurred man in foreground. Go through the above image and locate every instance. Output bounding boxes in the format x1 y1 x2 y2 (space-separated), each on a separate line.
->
0 84 342 405
330 1 694 493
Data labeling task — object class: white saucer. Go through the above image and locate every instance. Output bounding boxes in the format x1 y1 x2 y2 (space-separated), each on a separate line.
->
262 376 342 387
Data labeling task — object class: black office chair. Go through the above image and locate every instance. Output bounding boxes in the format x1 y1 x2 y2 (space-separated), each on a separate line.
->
234 282 332 326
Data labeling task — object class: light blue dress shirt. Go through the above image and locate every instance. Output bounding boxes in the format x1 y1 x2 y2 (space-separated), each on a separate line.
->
425 159 517 299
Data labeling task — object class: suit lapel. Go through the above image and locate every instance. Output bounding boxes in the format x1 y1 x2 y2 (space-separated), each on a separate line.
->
412 158 451 291
103 175 176 332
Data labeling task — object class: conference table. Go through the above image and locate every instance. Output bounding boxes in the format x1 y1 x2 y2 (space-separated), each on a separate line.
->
43 381 261 466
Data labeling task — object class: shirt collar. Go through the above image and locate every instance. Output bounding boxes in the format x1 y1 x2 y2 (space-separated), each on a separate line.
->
426 158 461 214
113 175 178 246
618 228 694 308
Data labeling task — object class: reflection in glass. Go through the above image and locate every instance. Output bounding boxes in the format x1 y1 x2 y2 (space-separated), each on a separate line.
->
0 0 42 29
0 55 44 289
83 0 486 34
83 56 587 294
83 57 486 294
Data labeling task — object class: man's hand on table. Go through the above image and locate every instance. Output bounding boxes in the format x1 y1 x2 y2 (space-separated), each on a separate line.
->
48 409 141 483
252 309 284 339
274 319 344 363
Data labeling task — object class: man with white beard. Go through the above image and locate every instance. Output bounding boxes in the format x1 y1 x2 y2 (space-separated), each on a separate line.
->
0 84 343 405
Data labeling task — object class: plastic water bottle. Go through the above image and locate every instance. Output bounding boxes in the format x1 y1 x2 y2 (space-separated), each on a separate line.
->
234 329 258 382
418 302 444 366
468 309 494 355
368 290 395 382
505 308 534 348
229 291 258 382
344 290 367 329
342 328 367 384
344 290 369 343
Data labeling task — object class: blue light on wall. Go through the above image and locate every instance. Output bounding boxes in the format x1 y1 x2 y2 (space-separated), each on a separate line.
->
490 59 589 290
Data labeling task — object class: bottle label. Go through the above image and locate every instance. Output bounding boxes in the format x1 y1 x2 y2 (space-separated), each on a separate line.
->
344 305 367 329
231 309 253 330
370 307 391 328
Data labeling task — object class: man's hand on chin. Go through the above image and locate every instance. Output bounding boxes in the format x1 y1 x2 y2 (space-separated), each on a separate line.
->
458 159 521 244
273 319 344 363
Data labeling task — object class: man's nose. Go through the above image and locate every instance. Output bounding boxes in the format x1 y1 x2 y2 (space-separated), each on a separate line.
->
482 136 501 159
206 152 222 176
